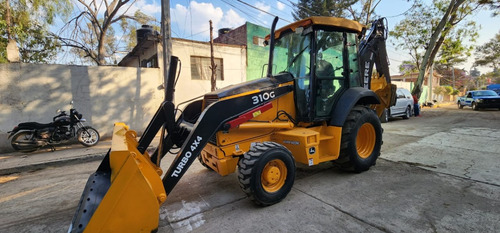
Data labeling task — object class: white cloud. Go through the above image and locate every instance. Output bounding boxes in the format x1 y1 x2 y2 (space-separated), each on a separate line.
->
221 9 246 28
276 1 285 11
254 2 271 25
171 1 224 38
255 2 271 15
135 0 161 15
170 1 248 39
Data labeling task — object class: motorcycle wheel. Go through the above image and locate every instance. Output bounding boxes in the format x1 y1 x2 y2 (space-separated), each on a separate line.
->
77 127 100 147
11 131 39 152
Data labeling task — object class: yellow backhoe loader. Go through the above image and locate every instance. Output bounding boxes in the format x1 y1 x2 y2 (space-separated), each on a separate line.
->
69 16 396 232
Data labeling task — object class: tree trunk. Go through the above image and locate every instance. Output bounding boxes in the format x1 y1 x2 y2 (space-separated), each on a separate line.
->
412 0 466 98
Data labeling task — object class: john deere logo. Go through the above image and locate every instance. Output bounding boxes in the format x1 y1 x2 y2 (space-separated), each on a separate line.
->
309 147 316 154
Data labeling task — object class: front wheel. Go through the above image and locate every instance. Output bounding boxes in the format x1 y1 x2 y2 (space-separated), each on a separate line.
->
11 131 39 152
472 102 479 111
238 142 295 206
402 106 411 119
77 127 100 147
335 106 382 173
458 102 464 109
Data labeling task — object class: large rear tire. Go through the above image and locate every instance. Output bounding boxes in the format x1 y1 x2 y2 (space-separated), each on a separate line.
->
77 127 100 147
11 131 39 152
238 142 295 206
335 106 382 173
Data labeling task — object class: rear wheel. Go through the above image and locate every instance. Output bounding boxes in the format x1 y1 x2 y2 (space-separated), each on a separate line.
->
380 108 389 123
238 142 295 206
335 106 382 173
77 127 100 147
11 131 39 152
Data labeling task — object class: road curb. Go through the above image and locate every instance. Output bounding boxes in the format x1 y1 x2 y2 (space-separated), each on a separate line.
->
0 153 106 176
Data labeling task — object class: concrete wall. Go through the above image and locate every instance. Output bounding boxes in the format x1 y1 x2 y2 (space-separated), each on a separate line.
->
170 39 247 103
0 63 164 152
0 41 247 152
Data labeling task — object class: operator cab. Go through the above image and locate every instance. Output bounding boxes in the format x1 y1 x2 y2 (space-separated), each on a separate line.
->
267 17 365 122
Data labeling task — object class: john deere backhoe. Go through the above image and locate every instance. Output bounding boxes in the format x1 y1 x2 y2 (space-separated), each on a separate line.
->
69 16 396 232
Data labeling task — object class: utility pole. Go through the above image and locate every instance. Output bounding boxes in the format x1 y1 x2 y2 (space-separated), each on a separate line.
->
161 0 172 100
209 20 217 91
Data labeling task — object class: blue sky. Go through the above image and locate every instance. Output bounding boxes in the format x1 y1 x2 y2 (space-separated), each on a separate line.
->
133 0 498 75
59 0 499 74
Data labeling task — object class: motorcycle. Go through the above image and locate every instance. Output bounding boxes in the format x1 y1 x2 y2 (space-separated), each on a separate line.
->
8 101 100 152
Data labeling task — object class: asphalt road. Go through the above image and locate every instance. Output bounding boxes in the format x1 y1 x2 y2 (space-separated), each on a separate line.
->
0 105 499 233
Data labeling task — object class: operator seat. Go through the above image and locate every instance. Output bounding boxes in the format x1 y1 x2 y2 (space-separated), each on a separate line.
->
316 59 335 97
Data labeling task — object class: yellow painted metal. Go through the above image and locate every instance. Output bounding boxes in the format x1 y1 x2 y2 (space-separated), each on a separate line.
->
267 16 365 40
370 73 397 117
356 123 376 159
200 134 273 176
84 123 166 233
261 159 287 193
272 125 342 166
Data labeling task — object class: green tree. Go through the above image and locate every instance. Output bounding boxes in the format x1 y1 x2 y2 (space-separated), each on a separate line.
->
0 0 71 63
122 11 158 51
292 0 358 20
474 31 500 71
57 0 151 65
390 0 483 98
478 0 500 16
292 0 381 25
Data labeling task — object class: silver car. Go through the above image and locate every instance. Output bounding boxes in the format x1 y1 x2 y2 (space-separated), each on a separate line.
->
381 88 414 122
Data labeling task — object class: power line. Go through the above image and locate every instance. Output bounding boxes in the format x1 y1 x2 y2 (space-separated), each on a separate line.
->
219 0 268 27
236 0 292 23
284 0 319 17
386 1 419 18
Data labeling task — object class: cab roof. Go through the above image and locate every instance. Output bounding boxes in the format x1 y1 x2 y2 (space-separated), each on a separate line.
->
265 16 366 40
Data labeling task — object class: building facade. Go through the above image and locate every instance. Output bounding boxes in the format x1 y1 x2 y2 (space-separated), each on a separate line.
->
214 22 271 81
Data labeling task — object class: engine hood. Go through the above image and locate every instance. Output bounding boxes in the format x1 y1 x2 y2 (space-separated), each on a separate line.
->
204 73 294 100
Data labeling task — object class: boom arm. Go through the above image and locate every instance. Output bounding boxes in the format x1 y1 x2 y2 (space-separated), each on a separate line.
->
358 18 396 114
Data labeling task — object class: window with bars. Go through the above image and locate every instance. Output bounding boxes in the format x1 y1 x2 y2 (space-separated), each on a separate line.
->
190 56 223 80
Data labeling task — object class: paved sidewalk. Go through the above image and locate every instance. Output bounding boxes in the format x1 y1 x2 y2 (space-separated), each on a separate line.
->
0 141 111 175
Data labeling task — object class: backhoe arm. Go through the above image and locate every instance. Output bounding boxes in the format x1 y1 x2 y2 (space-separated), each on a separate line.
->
359 18 397 116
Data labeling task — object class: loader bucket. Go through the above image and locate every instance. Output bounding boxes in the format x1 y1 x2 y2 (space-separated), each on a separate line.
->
69 123 167 233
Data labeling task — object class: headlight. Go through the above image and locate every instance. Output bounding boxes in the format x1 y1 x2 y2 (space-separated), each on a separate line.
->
476 99 483 103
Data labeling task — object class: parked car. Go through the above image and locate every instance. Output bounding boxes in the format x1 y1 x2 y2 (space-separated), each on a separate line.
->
380 88 414 122
457 90 500 110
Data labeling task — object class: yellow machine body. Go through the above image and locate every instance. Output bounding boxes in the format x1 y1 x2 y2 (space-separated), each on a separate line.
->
199 84 343 176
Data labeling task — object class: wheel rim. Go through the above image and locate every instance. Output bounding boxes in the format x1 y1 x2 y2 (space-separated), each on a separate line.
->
356 123 376 159
261 159 287 193
12 132 37 151
81 129 98 144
